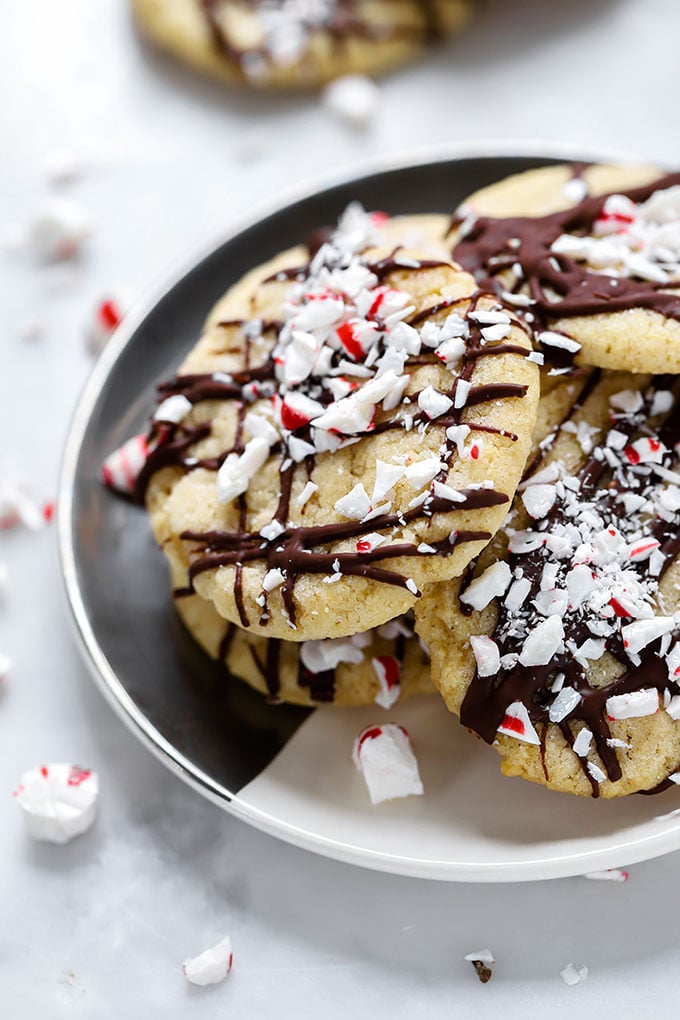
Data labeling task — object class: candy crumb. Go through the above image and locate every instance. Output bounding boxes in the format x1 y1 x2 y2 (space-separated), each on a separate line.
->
182 936 233 986
560 962 588 986
583 869 628 882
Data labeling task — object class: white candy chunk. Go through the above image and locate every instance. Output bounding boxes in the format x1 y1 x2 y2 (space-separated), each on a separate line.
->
537 330 581 353
29 198 89 261
588 762 606 784
572 727 593 758
372 655 401 709
454 379 472 409
334 483 371 520
183 936 233 986
497 701 540 745
584 869 629 882
561 963 588 987
385 321 421 355
322 75 380 127
432 480 466 504
480 322 511 343
464 949 495 963
533 588 568 618
518 615 564 667
610 389 643 414
562 177 588 202
352 724 423 804
565 564 597 610
621 617 675 656
288 436 316 462
357 532 387 553
153 394 192 424
404 457 441 490
507 531 545 554
521 483 556 520
606 688 659 720
296 480 318 507
260 518 285 542
216 437 269 502
14 764 98 844
262 568 286 592
418 386 453 420
100 435 149 495
574 638 606 666
244 411 279 446
277 330 319 385
435 336 466 367
446 424 471 458
470 635 501 677
311 394 374 434
460 562 512 612
548 686 582 723
371 461 404 504
650 389 674 416
504 577 531 612
666 696 680 721
667 643 680 683
301 636 365 674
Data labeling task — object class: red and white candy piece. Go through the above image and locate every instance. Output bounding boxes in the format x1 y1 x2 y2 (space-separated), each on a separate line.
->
372 655 401 709
87 296 125 356
182 936 233 986
29 198 89 261
13 764 98 844
583 869 629 882
497 701 540 745
101 434 149 495
352 724 423 804
606 688 659 720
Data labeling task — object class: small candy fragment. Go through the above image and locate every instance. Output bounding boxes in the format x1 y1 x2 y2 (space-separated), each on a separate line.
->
13 764 98 844
352 724 423 805
583 869 629 882
497 701 540 745
606 688 659 720
460 561 512 612
372 655 401 709
87 297 125 356
153 394 192 424
216 437 269 502
560 962 588 986
322 75 380 127
101 434 149 495
29 198 89 261
182 936 233 986
0 482 44 531
464 949 494 984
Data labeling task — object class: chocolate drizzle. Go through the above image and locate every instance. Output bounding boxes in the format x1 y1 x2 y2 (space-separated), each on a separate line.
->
452 171 680 359
460 377 680 796
132 237 535 632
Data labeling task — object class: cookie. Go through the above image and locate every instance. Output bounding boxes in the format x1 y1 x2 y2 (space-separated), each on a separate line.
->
142 204 540 642
176 588 432 706
417 369 680 798
130 0 471 90
449 163 680 374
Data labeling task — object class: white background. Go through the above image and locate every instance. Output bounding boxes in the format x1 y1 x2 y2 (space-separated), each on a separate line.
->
2 0 680 1016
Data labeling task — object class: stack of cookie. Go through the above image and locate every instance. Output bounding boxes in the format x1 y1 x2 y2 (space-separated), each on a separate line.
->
130 0 472 89
109 162 680 800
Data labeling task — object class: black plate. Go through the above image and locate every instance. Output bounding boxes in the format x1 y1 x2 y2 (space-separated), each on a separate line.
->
58 149 584 805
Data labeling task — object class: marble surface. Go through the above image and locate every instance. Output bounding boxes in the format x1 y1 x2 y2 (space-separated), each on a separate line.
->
2 0 680 1015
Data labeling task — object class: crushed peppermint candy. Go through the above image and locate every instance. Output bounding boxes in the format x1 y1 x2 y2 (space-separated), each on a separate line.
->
560 962 588 987
583 869 629 882
372 655 401 709
183 936 233 986
352 724 423 804
458 378 680 790
13 764 98 844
